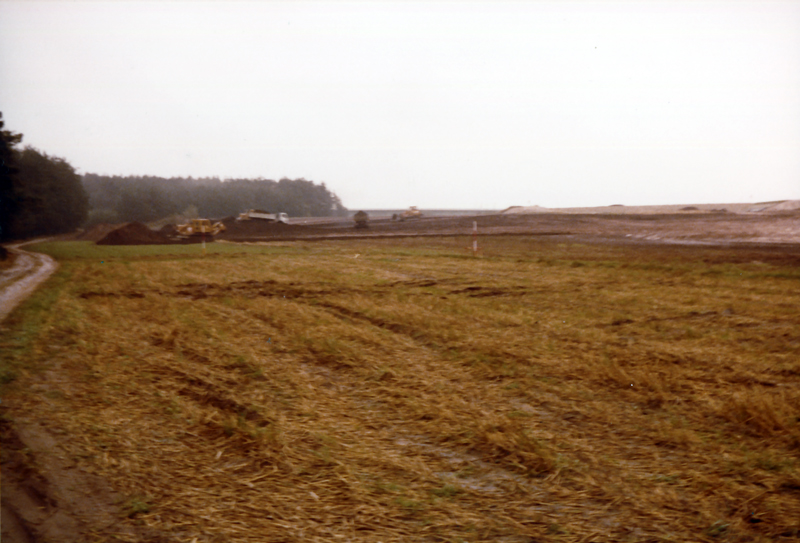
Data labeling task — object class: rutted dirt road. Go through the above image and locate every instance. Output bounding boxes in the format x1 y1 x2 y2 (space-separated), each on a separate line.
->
2 241 140 543
1 240 78 543
0 240 59 322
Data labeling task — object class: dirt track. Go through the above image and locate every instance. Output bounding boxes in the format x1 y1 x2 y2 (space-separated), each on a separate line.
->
0 241 58 322
0 241 71 543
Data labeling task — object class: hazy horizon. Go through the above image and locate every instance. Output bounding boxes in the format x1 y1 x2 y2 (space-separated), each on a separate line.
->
1 1 798 210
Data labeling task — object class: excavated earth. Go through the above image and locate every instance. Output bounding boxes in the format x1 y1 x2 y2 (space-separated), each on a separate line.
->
96 222 172 245
83 211 800 247
94 222 205 245
217 210 800 246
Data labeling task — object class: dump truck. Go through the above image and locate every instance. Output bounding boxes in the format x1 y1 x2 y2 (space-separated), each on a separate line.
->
353 211 369 229
236 209 289 223
392 206 423 221
175 219 226 237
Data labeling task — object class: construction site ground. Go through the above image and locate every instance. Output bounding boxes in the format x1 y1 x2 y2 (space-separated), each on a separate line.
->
1 209 799 543
219 210 800 245
70 208 800 247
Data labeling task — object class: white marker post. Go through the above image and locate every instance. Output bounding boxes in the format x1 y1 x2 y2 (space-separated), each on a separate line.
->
472 221 478 256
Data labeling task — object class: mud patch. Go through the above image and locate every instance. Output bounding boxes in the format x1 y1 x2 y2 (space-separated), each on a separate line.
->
0 413 150 543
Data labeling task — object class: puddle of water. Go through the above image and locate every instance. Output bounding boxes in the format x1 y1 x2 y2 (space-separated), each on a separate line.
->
393 435 543 495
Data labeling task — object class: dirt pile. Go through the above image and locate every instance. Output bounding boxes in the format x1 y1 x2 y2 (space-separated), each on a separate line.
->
159 223 179 236
96 222 171 245
75 223 123 241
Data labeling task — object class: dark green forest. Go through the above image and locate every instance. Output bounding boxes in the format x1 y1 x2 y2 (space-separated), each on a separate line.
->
1 112 348 242
1 113 89 242
82 174 348 225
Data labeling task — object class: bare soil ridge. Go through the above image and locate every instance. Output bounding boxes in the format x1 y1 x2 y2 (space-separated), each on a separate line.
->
1 417 139 543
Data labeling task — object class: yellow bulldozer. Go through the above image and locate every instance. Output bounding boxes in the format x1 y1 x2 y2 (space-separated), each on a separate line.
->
392 206 423 222
175 219 226 237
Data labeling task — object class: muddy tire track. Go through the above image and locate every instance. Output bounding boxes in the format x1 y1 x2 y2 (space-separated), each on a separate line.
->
148 336 275 427
294 296 762 541
171 301 574 538
0 240 58 322
274 298 643 538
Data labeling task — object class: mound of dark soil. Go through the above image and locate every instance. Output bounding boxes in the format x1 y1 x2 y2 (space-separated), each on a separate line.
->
76 223 124 241
96 222 172 245
159 224 181 237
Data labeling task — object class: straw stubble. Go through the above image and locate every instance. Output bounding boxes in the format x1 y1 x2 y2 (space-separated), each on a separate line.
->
4 237 799 541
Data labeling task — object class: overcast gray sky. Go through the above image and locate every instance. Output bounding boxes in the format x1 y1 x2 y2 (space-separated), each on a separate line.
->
1 1 798 209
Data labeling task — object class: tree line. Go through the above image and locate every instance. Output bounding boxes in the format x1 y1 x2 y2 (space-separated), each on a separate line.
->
1 113 88 242
1 112 348 242
82 174 348 226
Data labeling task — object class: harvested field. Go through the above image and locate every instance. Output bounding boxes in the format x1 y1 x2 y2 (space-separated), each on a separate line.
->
1 236 800 542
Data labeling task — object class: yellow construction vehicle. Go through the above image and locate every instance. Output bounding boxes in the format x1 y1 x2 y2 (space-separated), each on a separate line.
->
392 206 423 221
353 211 369 229
175 219 226 237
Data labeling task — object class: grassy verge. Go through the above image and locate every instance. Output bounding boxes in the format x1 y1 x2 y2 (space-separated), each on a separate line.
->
0 266 72 390
2 236 799 542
